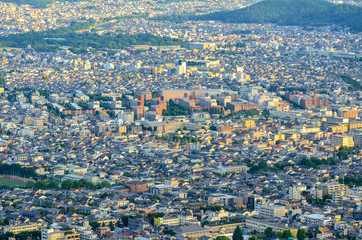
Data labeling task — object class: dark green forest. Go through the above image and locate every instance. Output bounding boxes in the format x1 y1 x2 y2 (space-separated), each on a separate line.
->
0 19 186 53
154 0 362 32
0 163 37 178
198 0 362 32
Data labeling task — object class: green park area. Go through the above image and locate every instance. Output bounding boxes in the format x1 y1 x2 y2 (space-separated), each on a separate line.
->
0 176 27 188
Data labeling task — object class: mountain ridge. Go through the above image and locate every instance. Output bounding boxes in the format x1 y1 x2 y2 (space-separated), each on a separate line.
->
196 0 362 32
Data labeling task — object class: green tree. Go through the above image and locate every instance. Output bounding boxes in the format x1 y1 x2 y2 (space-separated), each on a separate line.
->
34 180 48 189
232 226 243 240
216 237 230 240
89 221 100 229
297 229 306 240
109 221 115 231
146 212 165 225
47 180 59 189
264 227 274 238
61 179 74 190
210 125 217 131
162 228 176 236
276 231 283 238
25 181 35 188
121 215 130 227
283 230 293 239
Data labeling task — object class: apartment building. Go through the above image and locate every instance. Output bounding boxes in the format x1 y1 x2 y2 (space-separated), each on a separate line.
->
330 135 354 148
259 205 286 218
6 223 38 234
318 182 349 196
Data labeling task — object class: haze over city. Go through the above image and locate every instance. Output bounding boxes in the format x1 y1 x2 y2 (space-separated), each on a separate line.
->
0 0 360 240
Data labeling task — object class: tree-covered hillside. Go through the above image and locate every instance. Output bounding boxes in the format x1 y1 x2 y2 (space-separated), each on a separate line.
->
195 0 362 32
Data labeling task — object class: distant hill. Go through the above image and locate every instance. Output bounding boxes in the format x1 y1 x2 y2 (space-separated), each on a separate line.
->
196 0 362 32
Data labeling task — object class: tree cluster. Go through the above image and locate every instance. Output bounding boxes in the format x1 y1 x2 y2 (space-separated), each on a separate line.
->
339 176 362 187
200 205 223 212
162 99 190 116
338 74 362 91
61 179 110 190
146 212 165 225
300 157 338 168
0 230 41 240
0 19 186 53
0 163 37 178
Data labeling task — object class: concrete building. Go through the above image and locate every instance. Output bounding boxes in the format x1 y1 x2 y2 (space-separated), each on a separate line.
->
259 205 286 218
245 219 297 237
330 135 354 147
151 184 173 196
318 182 349 196
126 181 149 193
289 183 306 200
154 216 180 226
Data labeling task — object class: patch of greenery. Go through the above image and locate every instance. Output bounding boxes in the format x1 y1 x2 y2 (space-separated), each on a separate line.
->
162 99 190 116
0 177 27 188
200 205 222 212
249 161 269 173
0 230 41 240
300 157 338 168
146 212 165 225
162 228 176 236
61 179 110 190
0 163 37 178
339 176 362 187
0 19 186 53
337 74 362 91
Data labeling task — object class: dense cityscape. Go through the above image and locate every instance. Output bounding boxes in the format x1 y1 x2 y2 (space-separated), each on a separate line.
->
0 0 360 240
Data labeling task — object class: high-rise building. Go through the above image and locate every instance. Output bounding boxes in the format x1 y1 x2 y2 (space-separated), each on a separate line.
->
236 66 248 83
177 62 187 75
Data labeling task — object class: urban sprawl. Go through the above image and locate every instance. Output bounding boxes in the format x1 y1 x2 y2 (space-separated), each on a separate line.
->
0 0 361 240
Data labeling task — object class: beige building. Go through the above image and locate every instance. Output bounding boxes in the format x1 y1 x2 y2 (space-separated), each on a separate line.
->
154 217 180 226
330 135 354 147
42 228 80 240
318 182 349 196
6 223 38 234
259 205 286 218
